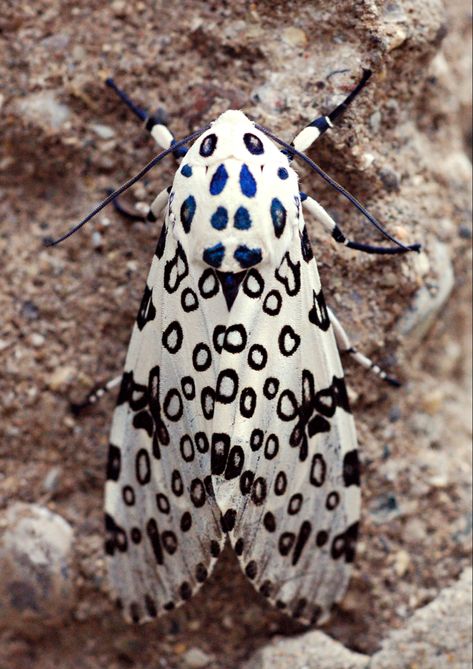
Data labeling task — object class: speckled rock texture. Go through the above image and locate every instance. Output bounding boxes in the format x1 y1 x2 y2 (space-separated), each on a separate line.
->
245 568 473 669
0 503 75 634
0 1 471 668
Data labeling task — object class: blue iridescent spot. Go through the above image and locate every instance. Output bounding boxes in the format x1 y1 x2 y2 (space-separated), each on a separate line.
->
211 206 228 230
203 242 225 268
239 164 257 197
180 195 196 233
234 245 262 268
234 206 252 230
181 164 193 177
209 164 229 195
270 198 286 238
277 167 289 180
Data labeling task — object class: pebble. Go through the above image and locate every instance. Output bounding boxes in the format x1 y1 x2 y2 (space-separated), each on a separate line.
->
393 549 411 577
0 503 75 634
397 240 454 345
282 27 307 47
379 166 401 192
30 333 45 348
369 109 382 132
243 630 369 669
47 365 77 391
16 91 71 130
183 647 214 668
21 300 40 321
384 25 408 52
90 123 116 140
42 466 63 495
92 231 104 249
245 570 472 669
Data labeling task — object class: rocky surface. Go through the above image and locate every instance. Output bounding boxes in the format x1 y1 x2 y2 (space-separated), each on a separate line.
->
0 503 75 634
245 568 472 669
0 1 471 668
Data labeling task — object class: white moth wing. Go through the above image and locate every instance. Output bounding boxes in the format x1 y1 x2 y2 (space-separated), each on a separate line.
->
104 217 228 623
212 222 360 626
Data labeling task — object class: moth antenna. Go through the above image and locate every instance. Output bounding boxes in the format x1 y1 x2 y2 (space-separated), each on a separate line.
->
45 126 208 246
256 124 420 253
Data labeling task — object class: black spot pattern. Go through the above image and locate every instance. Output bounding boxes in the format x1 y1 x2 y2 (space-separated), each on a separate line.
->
275 252 301 296
278 325 301 356
107 444 121 481
155 223 167 259
300 226 313 262
164 243 189 294
248 344 268 370
262 289 282 316
343 450 360 486
137 285 156 331
242 269 265 298
162 321 184 354
240 387 257 418
198 268 220 298
331 522 359 563
225 445 245 479
309 289 331 331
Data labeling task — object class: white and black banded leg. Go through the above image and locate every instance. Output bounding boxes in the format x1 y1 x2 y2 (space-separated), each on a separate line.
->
106 78 187 158
291 69 372 153
71 375 122 415
302 194 412 255
328 308 400 387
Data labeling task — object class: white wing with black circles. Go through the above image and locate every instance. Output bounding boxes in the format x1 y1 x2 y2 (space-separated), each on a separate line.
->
104 218 228 623
211 223 360 625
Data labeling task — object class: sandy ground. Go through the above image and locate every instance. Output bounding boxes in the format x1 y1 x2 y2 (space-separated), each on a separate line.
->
0 1 471 668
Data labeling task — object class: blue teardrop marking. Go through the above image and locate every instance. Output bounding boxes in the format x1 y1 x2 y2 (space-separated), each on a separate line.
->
211 206 229 230
209 164 229 195
234 245 262 268
277 167 289 180
181 164 193 177
270 198 287 238
233 206 252 230
203 242 225 268
239 164 257 198
180 195 196 233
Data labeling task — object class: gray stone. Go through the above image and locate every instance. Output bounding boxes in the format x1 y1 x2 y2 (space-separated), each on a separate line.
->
397 240 455 345
371 568 472 669
0 503 75 633
182 647 215 668
243 631 369 669
244 570 472 669
16 91 70 130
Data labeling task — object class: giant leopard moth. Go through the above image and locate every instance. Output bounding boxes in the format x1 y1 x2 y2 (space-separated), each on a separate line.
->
50 70 420 625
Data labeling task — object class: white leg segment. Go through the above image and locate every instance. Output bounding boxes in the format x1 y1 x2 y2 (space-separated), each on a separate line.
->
328 307 400 386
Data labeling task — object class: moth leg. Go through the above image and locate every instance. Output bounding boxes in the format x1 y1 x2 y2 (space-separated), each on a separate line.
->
106 78 187 158
71 374 122 415
301 193 413 255
291 69 371 152
328 307 400 387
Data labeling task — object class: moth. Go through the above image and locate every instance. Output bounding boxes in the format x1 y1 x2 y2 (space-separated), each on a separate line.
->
51 71 419 625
